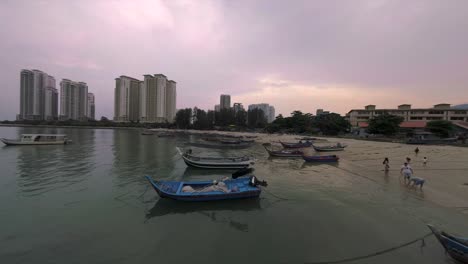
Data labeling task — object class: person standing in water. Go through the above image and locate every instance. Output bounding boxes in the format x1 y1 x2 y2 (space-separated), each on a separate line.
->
423 157 428 167
382 157 390 172
400 162 414 182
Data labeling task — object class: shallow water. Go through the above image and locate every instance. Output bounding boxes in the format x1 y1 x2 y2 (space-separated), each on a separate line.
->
0 127 467 264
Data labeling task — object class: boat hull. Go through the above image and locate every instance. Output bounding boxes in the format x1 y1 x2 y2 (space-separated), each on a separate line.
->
182 156 252 169
302 155 339 162
187 142 253 149
280 141 313 148
428 225 468 263
313 145 345 152
145 176 261 202
1 138 68 145
263 144 303 157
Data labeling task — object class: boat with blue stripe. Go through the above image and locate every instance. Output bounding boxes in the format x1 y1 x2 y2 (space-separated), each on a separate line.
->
145 175 267 202
428 225 468 263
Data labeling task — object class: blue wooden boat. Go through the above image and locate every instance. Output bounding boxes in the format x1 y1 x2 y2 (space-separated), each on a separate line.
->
145 176 266 202
428 225 468 263
302 154 339 162
280 140 313 149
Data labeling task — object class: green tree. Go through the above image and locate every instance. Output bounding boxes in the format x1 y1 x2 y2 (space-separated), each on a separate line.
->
235 109 247 127
313 113 350 135
426 120 454 138
247 109 267 128
367 113 404 135
193 109 209 130
175 108 192 129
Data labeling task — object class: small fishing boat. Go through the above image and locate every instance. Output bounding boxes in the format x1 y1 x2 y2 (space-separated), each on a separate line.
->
158 133 175 138
302 154 339 162
312 143 347 152
295 137 317 141
145 175 267 202
280 140 313 149
177 148 254 169
220 139 242 144
240 139 255 143
245 135 258 139
187 141 254 149
263 143 303 157
1 134 71 145
428 225 468 263
141 130 154 135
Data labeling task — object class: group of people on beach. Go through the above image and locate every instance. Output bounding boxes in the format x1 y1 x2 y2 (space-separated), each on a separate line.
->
382 147 426 189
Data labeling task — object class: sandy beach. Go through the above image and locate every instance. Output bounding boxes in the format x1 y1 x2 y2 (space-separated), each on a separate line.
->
152 128 468 215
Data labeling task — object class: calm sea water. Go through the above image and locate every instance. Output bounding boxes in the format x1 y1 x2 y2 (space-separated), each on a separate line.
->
0 127 467 264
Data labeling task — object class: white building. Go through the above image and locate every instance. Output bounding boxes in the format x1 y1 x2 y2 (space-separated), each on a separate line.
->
165 80 177 122
18 69 58 120
60 79 88 121
139 74 176 123
114 76 140 122
220 94 231 109
248 103 276 123
87 93 95 120
347 104 468 127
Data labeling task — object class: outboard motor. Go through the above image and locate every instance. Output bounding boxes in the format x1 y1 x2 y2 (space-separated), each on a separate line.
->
249 176 268 187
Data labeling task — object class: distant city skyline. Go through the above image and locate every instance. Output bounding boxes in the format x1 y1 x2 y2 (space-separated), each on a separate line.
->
1 1 468 120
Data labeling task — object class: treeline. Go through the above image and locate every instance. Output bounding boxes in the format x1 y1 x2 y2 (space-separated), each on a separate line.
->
266 111 350 135
175 108 267 130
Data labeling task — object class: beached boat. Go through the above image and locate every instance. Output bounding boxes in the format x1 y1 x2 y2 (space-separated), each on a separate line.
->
220 139 242 144
1 134 71 146
295 137 317 141
263 143 304 157
145 175 266 201
302 154 339 162
158 133 175 138
280 141 313 149
141 130 155 135
428 225 468 263
177 148 254 169
245 135 258 139
312 143 347 152
186 141 254 149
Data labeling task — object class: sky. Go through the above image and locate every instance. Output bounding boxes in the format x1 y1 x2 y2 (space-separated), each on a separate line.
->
1 0 468 120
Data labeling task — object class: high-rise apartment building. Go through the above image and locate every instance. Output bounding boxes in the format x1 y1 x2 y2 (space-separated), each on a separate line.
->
114 73 176 123
248 103 276 123
87 93 95 120
233 103 244 113
114 76 140 122
220 94 231 109
165 80 177 122
215 104 220 112
18 69 58 120
268 106 275 123
60 79 88 121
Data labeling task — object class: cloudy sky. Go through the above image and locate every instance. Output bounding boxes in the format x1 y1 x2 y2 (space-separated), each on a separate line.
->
1 0 467 120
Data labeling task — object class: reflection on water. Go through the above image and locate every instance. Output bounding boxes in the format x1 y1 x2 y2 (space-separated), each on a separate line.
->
16 128 95 196
146 198 262 232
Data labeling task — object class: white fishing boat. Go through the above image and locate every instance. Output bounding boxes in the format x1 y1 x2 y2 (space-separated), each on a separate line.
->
1 134 72 146
177 148 255 169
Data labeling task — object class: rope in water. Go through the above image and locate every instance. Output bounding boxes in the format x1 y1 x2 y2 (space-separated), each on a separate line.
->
304 232 433 264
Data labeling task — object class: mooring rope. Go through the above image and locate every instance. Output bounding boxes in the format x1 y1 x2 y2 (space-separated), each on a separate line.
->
304 232 433 264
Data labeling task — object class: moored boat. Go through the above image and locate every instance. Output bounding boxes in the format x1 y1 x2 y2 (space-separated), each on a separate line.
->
141 130 155 135
427 224 468 263
186 141 254 149
263 143 303 157
280 140 313 148
158 133 175 138
302 154 339 162
177 148 254 169
312 143 347 152
1 134 71 146
145 175 267 202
